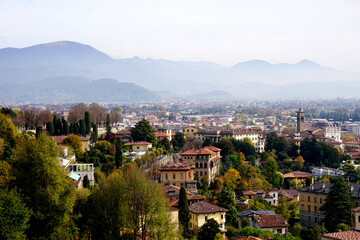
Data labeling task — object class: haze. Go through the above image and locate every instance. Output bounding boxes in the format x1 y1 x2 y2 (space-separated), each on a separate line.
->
0 0 359 72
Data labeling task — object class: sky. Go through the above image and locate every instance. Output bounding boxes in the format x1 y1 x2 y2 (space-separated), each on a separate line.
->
0 0 359 72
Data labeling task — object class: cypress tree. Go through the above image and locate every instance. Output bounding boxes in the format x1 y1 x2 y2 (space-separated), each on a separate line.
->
56 118 62 136
46 121 54 136
106 113 111 135
85 111 91 134
79 119 86 137
83 175 90 189
115 138 124 168
35 125 43 139
91 124 98 144
72 123 79 135
62 118 69 135
178 187 190 237
53 115 57 135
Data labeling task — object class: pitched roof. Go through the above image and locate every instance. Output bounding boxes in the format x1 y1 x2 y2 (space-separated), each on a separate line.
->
233 237 262 240
321 230 360 240
203 146 221 152
159 162 195 171
252 214 289 228
155 132 169 137
181 149 198 156
125 141 152 145
189 201 227 214
237 210 276 217
283 171 313 178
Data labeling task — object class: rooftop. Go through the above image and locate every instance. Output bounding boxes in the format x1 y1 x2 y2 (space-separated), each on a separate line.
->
321 230 360 240
189 201 227 214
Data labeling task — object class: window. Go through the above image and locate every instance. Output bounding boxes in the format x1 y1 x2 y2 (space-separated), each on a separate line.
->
315 217 317 223
277 229 282 234
189 173 191 178
220 224 223 228
200 171 203 176
196 163 198 168
358 216 360 223
320 198 323 204
308 205 311 212
314 206 317 213
165 174 168 179
191 129 194 132
200 163 203 168
173 174 176 180
187 129 189 132
314 197 317 203
181 174 183 179
205 216 208 220
137 146 140 149
221 214 224 219
204 171 207 176
204 163 207 168
308 196 310 202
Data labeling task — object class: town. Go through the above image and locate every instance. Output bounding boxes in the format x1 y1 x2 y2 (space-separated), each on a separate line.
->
2 100 360 240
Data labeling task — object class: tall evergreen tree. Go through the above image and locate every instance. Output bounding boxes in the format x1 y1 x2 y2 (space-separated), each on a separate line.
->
198 219 221 240
115 138 124 168
178 187 191 237
130 119 157 145
85 111 91 134
52 114 58 135
35 125 43 139
217 186 238 227
62 118 69 135
91 124 98 144
171 132 185 152
55 118 62 136
72 123 79 135
106 113 111 135
46 121 54 136
161 137 171 152
79 119 86 137
321 177 353 232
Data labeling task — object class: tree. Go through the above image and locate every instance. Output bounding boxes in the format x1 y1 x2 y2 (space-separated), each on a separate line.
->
90 124 98 144
203 137 214 147
106 113 111 135
161 137 171 152
130 119 157 145
0 189 30 240
46 121 54 136
198 218 221 240
61 134 82 153
178 187 191 237
0 113 18 161
222 169 241 189
300 226 320 240
217 186 238 227
321 177 353 232
84 111 91 134
79 119 86 137
275 197 298 221
38 110 53 126
115 138 124 168
62 118 69 135
68 103 87 123
172 132 185 152
11 134 76 239
110 107 122 124
35 125 43 139
88 103 107 124
83 175 90 189
264 156 283 188
230 138 256 157
217 139 235 157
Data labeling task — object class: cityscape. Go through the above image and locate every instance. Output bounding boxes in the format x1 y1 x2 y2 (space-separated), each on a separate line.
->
1 1 360 240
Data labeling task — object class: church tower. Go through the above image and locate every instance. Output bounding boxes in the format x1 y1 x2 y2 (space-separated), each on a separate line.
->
296 106 305 132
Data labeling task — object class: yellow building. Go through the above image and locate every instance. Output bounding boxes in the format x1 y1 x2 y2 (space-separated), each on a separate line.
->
159 162 197 193
125 141 153 152
299 181 360 227
183 126 200 140
189 201 227 237
80 137 90 152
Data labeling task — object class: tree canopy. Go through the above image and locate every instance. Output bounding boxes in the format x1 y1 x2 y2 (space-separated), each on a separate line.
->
130 119 157 145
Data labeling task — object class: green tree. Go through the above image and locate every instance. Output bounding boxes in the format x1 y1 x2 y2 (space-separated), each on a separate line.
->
91 124 98 144
79 119 86 137
11 135 76 239
321 177 353 232
62 134 82 154
130 119 157 145
178 187 191 238
62 118 69 135
115 138 124 168
83 175 90 189
46 121 54 136
106 113 111 136
0 113 17 161
161 137 171 152
172 132 185 152
217 186 238 227
198 218 221 240
203 137 214 147
217 139 235 157
275 197 298 221
85 111 91 134
35 125 43 139
264 156 283 188
300 226 320 240
0 188 30 240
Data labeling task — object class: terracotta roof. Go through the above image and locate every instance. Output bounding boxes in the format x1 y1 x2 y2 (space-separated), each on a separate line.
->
321 230 360 240
252 214 289 228
284 171 313 178
233 237 262 240
181 149 198 156
189 201 227 214
155 132 169 137
125 141 152 145
203 146 221 152
159 162 195 171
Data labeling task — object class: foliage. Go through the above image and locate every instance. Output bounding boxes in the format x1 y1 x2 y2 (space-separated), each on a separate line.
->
290 223 302 237
106 113 111 135
84 111 91 134
90 124 98 144
0 188 30 240
198 218 221 240
265 132 290 155
11 134 76 239
300 226 320 240
203 137 214 147
62 134 82 153
161 137 171 152
217 139 235 157
335 223 352 231
275 197 298 221
229 137 256 157
0 160 13 188
0 113 17 160
221 168 241 189
83 175 90 189
321 177 353 232
264 156 283 188
172 132 186 152
46 121 54 136
96 140 111 153
239 226 301 240
130 119 157 145
214 232 225 240
247 198 271 211
115 138 124 168
178 187 191 238
217 186 238 227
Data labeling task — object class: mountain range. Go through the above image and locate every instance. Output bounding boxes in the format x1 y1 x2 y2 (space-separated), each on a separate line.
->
0 41 359 103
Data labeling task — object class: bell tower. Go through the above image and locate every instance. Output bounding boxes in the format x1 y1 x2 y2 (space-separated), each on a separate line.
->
296 105 305 132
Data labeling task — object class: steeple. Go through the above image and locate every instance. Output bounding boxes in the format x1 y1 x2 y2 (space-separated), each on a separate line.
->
296 104 305 132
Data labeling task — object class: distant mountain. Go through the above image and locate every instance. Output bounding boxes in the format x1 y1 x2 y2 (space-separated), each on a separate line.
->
0 40 360 101
0 76 158 103
187 90 236 101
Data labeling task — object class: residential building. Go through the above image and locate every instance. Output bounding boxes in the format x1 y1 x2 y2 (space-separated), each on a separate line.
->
183 126 200 139
237 210 276 228
69 163 94 186
189 201 227 237
282 171 314 187
249 214 290 235
351 207 360 230
321 231 360 240
125 141 153 152
299 181 360 227
311 166 344 178
180 146 221 183
159 162 197 192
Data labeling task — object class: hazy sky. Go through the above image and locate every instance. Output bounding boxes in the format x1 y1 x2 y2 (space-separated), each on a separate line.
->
0 0 359 72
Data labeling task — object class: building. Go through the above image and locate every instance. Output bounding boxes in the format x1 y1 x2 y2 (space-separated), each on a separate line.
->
189 201 227 237
125 141 153 152
180 146 221 183
249 214 290 235
282 171 314 187
296 107 305 132
351 207 360 230
183 126 200 139
237 210 276 228
310 166 344 178
321 230 360 240
159 162 197 193
240 189 279 206
69 163 95 186
299 181 360 227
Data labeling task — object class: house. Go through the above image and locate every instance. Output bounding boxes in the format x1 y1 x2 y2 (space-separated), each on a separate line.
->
278 189 299 203
240 188 279 206
249 214 289 235
183 126 200 139
80 136 91 152
351 207 360 230
310 166 344 178
189 201 227 237
282 171 314 187
321 231 360 240
299 181 360 227
159 162 197 193
125 141 153 152
155 132 170 142
180 146 221 183
69 163 94 186
233 237 262 240
237 210 276 228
